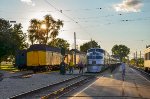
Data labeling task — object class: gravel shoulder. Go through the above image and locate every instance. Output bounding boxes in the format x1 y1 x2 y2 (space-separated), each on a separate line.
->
0 70 77 99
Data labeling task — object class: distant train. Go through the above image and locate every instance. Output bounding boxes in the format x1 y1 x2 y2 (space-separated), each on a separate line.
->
87 48 119 73
15 44 87 72
144 45 150 72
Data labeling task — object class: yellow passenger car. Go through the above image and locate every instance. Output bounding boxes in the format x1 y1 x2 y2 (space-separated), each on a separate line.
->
144 45 150 71
27 44 62 71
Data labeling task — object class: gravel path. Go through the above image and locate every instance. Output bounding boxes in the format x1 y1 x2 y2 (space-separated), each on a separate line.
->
0 71 76 99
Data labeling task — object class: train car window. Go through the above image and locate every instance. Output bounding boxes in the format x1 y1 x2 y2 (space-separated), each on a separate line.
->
88 49 95 53
93 52 96 55
90 56 93 59
96 49 104 53
92 56 96 59
96 56 103 59
96 53 100 56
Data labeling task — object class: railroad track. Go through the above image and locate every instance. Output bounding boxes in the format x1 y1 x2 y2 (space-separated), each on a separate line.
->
9 75 95 99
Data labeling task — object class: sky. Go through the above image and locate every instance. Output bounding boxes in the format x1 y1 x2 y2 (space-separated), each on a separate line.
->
0 0 150 58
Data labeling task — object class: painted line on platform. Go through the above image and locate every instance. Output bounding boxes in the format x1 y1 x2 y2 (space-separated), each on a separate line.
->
131 68 150 83
70 76 103 99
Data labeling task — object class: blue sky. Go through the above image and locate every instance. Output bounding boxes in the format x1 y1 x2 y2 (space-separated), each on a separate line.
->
0 0 150 58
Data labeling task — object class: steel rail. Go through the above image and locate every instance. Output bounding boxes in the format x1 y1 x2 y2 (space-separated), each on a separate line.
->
9 75 82 99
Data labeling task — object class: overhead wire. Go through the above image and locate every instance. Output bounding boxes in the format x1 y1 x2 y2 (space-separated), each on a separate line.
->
44 0 93 38
1 6 150 23
1 1 150 39
44 0 78 24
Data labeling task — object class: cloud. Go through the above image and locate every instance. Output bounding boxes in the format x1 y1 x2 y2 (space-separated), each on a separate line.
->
20 0 35 6
114 0 143 12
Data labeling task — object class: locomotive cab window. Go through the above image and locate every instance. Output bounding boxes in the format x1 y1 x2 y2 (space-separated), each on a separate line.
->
96 49 104 53
96 56 103 59
88 49 95 53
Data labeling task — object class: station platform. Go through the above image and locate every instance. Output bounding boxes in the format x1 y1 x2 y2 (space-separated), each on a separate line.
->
65 65 150 99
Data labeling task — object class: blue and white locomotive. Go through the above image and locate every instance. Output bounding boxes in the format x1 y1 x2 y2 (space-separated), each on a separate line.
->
87 48 117 73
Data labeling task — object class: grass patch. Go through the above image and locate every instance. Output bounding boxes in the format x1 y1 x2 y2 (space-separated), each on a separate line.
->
0 65 19 71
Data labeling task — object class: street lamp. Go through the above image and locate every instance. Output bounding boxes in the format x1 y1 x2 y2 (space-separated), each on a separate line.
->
9 21 16 26
9 21 16 23
74 32 76 66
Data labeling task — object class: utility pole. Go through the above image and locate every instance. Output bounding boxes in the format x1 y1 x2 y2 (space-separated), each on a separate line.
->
90 38 92 48
140 51 141 66
136 51 138 66
127 56 129 66
133 53 135 66
140 51 141 59
74 32 76 66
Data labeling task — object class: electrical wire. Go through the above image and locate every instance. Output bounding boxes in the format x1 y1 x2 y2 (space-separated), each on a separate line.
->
44 0 92 38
